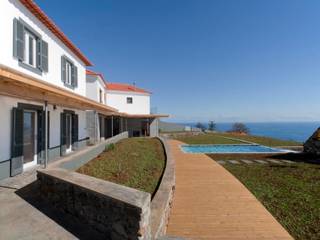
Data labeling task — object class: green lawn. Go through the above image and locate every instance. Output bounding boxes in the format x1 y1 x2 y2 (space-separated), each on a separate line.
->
219 133 301 146
77 138 165 194
216 159 320 240
174 132 301 146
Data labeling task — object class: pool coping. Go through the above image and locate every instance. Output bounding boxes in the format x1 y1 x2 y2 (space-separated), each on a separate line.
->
179 143 296 154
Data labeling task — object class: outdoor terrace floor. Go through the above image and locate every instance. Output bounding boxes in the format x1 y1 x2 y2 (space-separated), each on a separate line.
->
166 139 293 240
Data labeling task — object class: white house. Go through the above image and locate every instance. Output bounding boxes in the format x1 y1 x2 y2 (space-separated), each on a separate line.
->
85 70 167 138
0 0 115 180
86 70 107 104
106 82 151 115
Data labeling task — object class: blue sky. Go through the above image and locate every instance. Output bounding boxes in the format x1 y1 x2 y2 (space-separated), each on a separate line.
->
35 0 320 123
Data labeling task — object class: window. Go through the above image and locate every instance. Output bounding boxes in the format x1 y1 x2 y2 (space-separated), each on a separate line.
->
25 30 36 67
65 61 72 85
61 56 78 88
127 97 133 104
13 18 48 73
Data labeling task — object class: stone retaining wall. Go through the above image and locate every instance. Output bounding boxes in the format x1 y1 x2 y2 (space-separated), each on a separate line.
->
38 168 151 240
37 136 175 240
151 137 175 239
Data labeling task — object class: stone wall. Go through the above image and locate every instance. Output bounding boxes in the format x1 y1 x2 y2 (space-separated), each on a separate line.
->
304 127 320 154
37 135 175 240
37 168 151 240
151 137 175 239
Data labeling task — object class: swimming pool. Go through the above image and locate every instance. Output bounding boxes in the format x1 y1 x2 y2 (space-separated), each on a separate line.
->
181 144 289 154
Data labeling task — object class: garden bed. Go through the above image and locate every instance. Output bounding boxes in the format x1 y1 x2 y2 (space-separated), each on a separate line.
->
77 137 166 194
207 152 320 240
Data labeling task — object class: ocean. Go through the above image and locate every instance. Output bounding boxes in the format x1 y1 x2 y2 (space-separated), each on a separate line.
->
179 122 320 143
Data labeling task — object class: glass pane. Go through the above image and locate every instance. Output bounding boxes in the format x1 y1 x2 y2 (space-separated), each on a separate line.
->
23 112 35 164
29 36 33 66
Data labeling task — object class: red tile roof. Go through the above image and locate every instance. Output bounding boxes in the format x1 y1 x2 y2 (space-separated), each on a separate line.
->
19 0 92 66
86 69 106 82
106 83 151 94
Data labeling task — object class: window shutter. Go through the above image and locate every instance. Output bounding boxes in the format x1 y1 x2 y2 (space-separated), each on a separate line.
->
11 108 24 176
72 65 78 88
13 19 25 61
72 114 79 149
36 39 42 69
41 40 48 72
37 110 46 164
60 112 67 156
61 56 66 83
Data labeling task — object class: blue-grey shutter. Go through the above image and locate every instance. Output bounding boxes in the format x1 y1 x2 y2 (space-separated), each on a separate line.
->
36 39 42 69
41 40 48 72
61 56 66 83
37 110 46 164
13 19 25 61
72 114 79 149
72 65 78 88
11 108 24 176
60 112 67 156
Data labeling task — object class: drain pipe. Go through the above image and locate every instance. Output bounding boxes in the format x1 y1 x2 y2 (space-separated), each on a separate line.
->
44 101 48 168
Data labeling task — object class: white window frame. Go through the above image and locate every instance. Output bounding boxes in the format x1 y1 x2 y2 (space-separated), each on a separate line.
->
65 61 72 86
24 30 37 68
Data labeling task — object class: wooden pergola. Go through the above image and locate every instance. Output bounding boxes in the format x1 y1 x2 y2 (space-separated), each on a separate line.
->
0 66 118 115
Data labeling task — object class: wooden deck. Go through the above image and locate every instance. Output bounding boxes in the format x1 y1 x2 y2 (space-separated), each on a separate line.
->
166 140 293 240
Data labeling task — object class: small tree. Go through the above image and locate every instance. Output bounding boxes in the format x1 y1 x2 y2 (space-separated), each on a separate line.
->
195 122 206 131
230 122 249 134
208 121 216 131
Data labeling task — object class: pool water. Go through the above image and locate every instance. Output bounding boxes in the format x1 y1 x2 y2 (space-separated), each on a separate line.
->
181 144 289 154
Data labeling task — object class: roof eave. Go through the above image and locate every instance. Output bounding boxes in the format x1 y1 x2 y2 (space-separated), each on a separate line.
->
19 0 93 66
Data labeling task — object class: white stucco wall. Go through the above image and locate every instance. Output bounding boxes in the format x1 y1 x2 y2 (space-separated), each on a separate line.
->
0 96 87 162
106 91 150 115
86 75 106 104
0 0 87 96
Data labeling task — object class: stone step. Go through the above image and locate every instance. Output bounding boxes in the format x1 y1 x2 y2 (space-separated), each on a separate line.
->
241 160 254 164
254 160 268 164
267 159 282 164
229 160 241 164
217 160 226 165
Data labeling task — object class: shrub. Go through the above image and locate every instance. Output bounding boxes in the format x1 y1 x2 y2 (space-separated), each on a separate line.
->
196 122 206 132
208 121 216 131
105 143 115 151
230 122 250 134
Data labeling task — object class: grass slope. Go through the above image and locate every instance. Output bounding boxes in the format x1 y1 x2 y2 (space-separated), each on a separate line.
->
77 138 165 194
219 133 301 146
223 162 320 240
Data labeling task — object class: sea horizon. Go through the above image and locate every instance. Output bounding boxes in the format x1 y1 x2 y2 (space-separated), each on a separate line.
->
174 121 320 143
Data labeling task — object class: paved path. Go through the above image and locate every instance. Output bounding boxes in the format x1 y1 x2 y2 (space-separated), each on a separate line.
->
166 140 293 240
0 167 104 240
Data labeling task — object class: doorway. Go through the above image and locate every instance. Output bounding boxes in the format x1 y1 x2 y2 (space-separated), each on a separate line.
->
23 110 37 169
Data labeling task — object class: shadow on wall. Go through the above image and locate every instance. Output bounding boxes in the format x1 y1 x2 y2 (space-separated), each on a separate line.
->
15 181 105 240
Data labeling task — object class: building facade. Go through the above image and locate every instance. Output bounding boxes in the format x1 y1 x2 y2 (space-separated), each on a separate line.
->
0 0 167 181
0 0 115 180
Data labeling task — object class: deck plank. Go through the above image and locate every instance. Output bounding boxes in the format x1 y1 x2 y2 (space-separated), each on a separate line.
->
166 140 293 240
